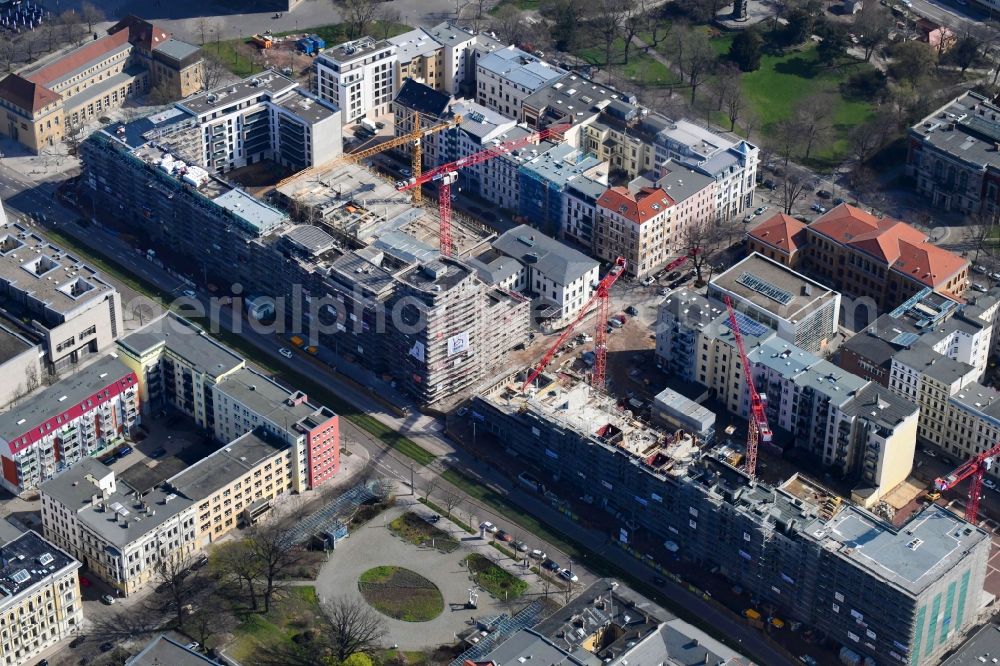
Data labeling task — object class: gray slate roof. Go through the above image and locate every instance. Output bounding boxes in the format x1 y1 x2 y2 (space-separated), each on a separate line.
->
492 225 597 285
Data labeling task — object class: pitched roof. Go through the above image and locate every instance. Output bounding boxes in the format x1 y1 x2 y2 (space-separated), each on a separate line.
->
749 213 807 254
810 203 967 287
0 73 61 112
107 15 172 51
597 186 674 224
25 30 131 87
393 78 450 118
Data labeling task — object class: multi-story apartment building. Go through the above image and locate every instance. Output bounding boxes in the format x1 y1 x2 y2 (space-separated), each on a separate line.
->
175 72 341 174
561 176 608 249
0 221 123 372
594 185 676 278
0 530 82 666
708 253 840 353
581 107 758 222
40 458 197 596
519 143 608 238
391 79 452 164
750 205 970 315
889 343 979 448
314 37 396 123
520 73 618 147
0 355 139 494
475 46 565 120
116 313 245 425
211 367 339 488
390 28 445 91
471 377 989 666
470 225 599 329
0 15 202 152
655 160 717 238
425 22 478 95
907 91 1000 215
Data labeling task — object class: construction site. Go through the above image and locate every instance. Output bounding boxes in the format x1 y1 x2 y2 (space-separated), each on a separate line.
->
461 368 991 666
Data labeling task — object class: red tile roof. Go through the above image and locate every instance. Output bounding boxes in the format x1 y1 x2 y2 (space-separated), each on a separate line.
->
597 186 674 224
108 15 172 52
748 213 807 254
810 203 967 288
25 30 131 87
0 73 61 113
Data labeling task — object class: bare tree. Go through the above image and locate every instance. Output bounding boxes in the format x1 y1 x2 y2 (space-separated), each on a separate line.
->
490 5 524 47
201 50 227 91
680 28 716 105
795 94 833 161
967 210 998 266
184 594 237 648
340 0 381 40
470 0 492 32
594 0 632 67
778 170 812 215
741 108 763 140
214 539 263 612
646 6 673 47
24 32 40 61
854 2 893 63
847 113 892 167
418 476 439 502
770 118 802 168
679 221 719 284
439 488 462 518
321 595 388 661
375 5 402 40
0 35 15 72
195 17 215 46
59 11 84 46
245 525 302 613
79 1 104 33
723 83 746 132
24 364 39 394
149 553 203 629
621 2 644 64
88 605 162 645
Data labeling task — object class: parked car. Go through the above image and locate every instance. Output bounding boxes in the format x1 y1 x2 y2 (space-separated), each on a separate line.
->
974 264 987 274
425 514 441 524
754 206 767 216
495 530 513 542
99 643 114 653
641 276 655 286
658 287 669 296
833 197 846 206
667 271 681 281
973 283 988 293
400 167 412 177
810 203 827 213
985 479 998 491
100 594 115 605
70 636 87 648
151 448 167 459
480 521 498 534
816 189 832 199
512 540 529 552
118 446 133 457
529 549 546 560
278 347 294 359
558 568 579 582
762 179 776 190
542 559 560 572
625 305 639 316
182 289 196 299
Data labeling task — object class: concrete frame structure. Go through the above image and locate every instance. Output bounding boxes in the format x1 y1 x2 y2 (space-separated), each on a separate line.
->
471 376 989 666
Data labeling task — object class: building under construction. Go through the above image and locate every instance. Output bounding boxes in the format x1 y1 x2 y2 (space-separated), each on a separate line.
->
80 112 529 406
470 373 990 666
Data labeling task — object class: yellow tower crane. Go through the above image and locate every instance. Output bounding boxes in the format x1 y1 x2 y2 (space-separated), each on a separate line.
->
274 112 463 202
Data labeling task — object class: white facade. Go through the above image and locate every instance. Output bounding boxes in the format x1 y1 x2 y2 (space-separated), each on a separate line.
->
427 23 476 94
475 47 565 119
315 37 397 123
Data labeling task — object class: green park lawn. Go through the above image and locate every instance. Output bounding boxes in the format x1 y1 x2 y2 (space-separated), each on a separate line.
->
576 37 681 88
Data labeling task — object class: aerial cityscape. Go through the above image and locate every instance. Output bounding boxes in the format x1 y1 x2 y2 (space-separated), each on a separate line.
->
2 0 1000 664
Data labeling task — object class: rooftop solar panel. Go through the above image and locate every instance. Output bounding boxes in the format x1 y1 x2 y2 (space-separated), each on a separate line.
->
736 272 793 305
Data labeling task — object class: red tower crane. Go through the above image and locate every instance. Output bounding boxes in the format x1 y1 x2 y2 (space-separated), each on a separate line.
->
934 442 1000 523
521 257 627 392
722 295 773 481
398 123 571 257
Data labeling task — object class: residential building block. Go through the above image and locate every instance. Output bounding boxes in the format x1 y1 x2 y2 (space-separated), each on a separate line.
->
314 37 396 123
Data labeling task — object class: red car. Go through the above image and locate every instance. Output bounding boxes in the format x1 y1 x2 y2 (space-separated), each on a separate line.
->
495 530 513 542
78 576 91 588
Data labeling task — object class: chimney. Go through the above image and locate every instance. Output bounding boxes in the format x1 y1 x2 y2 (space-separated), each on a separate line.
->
91 493 100 507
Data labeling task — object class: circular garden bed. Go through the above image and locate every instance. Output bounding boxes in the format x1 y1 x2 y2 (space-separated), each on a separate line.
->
358 566 444 622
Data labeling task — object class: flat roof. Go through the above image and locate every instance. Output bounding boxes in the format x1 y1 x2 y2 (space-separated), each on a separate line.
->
710 252 836 324
843 383 917 428
911 92 1000 170
389 28 441 62
167 428 288 502
179 72 297 116
153 38 201 63
656 160 716 201
426 22 475 48
0 531 78 602
522 73 617 126
520 143 606 188
319 36 393 63
273 87 339 123
893 342 974 385
38 458 113 510
213 367 327 436
941 623 1000 666
118 314 244 379
0 223 116 315
212 189 287 235
0 355 134 445
102 106 196 150
0 323 33 365
396 257 472 293
805 504 989 596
